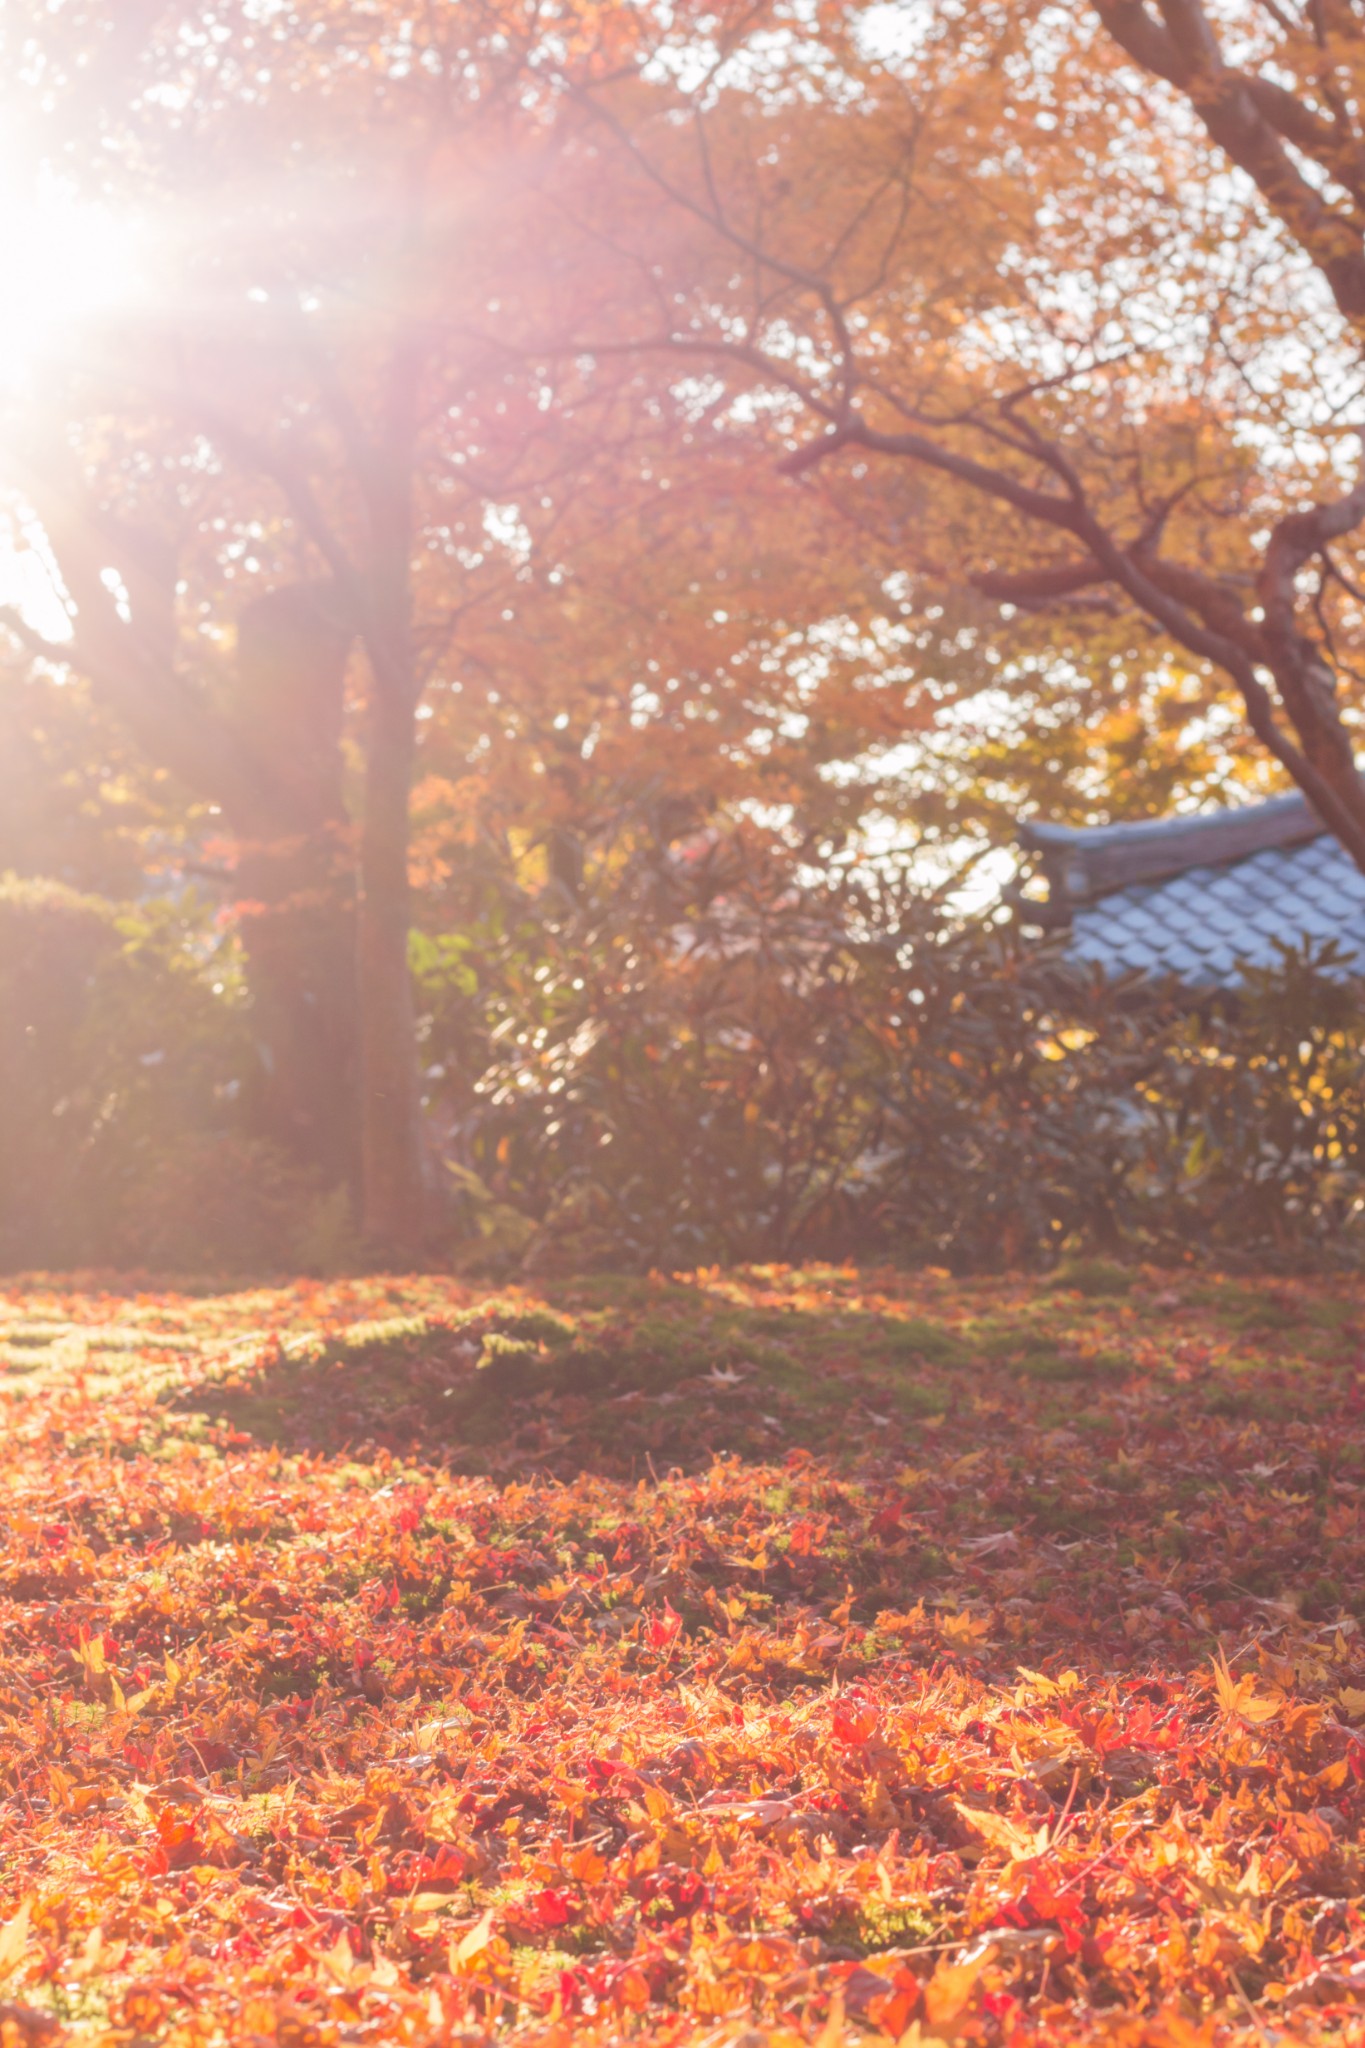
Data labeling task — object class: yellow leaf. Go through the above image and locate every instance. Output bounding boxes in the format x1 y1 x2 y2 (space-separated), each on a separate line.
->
393 1892 457 1919
814 1987 846 2045
1211 1648 1281 1726
954 1802 1043 1861
692 1978 747 2017
451 1907 495 1968
74 1632 105 1675
498 1617 529 1662
938 1609 992 1646
317 1928 357 1986
569 1842 609 1883
0 1899 32 1981
924 1945 993 2027
1337 1686 1365 1718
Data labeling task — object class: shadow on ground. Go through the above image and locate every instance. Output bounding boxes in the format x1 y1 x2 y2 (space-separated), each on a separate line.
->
161 1263 1360 1526
164 1275 949 1479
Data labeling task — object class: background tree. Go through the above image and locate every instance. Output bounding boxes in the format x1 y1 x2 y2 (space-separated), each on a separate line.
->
0 0 721 1250
544 0 1365 872
7 0 1365 1278
12 0 1008 1253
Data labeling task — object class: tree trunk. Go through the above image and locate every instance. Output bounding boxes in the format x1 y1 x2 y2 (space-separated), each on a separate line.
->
350 329 433 1259
357 687 429 1254
229 585 360 1189
234 828 358 1186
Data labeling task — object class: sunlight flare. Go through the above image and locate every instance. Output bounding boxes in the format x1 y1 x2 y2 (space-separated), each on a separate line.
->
0 167 139 387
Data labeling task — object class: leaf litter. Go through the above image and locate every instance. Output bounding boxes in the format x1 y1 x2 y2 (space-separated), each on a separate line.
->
0 1263 1364 2042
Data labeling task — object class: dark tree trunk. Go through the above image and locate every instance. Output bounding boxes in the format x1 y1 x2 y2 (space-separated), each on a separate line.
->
233 831 358 1186
229 585 360 1189
352 338 434 1258
356 686 428 1252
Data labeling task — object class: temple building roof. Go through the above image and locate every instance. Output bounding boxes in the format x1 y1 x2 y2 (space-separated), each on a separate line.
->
1018 792 1365 987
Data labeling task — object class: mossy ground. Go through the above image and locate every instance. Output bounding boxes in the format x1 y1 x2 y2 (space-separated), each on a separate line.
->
1 1263 1364 2043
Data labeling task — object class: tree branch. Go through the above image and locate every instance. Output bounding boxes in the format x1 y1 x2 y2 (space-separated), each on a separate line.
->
0 443 315 831
1097 0 1365 320
784 402 1365 867
0 608 74 668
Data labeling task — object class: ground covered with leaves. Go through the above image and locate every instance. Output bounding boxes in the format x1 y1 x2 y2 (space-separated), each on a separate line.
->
2 1262 1365 2045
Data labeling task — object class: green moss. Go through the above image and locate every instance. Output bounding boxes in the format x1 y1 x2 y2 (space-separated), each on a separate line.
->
1052 1257 1133 1298
876 1317 968 1366
817 1896 941 1955
484 1305 577 1349
1011 1347 1088 1382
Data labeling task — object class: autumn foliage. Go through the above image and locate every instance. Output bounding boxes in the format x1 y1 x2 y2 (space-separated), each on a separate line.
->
8 7 1365 2037
3 1265 1365 2043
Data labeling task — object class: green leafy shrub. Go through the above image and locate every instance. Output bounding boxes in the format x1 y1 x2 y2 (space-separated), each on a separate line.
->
0 876 343 1272
415 823 1365 1274
0 876 118 1265
10 819 1365 1278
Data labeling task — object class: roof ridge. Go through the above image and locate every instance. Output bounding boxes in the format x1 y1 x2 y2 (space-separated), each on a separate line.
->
1020 790 1323 901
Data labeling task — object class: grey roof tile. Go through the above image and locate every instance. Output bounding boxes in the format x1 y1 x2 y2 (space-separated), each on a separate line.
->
1055 821 1365 989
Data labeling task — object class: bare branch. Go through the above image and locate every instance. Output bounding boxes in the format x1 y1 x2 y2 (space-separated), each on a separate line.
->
191 405 366 608
972 561 1110 605
1261 441 1365 633
571 86 860 421
826 417 1088 534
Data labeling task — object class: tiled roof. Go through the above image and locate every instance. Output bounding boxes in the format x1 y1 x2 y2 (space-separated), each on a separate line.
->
1021 792 1322 898
1018 803 1365 989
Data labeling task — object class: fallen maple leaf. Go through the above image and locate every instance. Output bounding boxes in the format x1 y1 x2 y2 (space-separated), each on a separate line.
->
954 1802 1047 1862
0 1902 31 1983
938 1609 993 1646
450 1907 496 1970
1211 1648 1282 1727
526 1887 579 1928
831 1694 880 1746
923 1944 994 2028
646 1601 683 1649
